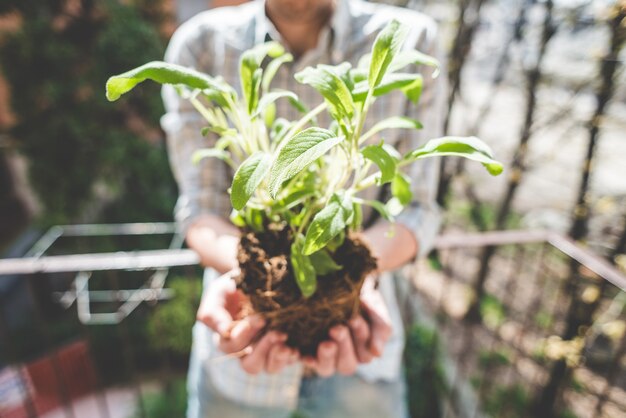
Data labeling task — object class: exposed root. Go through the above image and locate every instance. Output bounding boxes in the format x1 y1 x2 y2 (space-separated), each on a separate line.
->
236 227 377 356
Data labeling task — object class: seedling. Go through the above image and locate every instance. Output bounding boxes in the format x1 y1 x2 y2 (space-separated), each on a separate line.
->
107 20 502 352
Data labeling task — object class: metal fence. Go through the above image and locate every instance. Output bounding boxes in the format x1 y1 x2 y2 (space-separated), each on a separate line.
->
1 224 625 417
0 223 199 418
405 230 626 418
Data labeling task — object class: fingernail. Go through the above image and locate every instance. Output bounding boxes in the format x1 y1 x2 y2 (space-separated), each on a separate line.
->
371 341 382 357
278 346 291 357
217 324 231 338
321 343 336 358
330 327 347 341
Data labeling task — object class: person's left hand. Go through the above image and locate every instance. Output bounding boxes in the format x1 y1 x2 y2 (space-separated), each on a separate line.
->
302 275 392 377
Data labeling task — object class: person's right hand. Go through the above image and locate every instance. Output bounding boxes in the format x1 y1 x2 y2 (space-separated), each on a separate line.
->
196 270 299 374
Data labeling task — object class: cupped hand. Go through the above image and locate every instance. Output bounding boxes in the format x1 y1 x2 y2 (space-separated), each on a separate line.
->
302 275 392 377
196 270 299 374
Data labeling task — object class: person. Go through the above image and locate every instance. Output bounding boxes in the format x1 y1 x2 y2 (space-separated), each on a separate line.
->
160 0 445 416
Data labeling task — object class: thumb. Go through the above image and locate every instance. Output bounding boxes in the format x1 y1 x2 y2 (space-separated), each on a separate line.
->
197 297 234 337
218 314 266 353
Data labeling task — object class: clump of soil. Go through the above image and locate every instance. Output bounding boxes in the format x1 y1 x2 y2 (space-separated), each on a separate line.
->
236 226 377 356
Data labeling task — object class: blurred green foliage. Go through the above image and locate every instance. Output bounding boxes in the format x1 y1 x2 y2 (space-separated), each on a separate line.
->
131 377 187 418
483 384 529 418
480 294 507 330
147 277 203 356
478 348 512 369
404 324 446 418
0 0 176 226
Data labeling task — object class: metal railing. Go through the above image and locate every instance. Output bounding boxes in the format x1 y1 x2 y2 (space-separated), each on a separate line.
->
0 223 199 418
1 223 194 325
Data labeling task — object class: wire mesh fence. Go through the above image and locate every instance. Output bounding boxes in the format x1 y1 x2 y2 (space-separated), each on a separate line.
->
406 231 626 418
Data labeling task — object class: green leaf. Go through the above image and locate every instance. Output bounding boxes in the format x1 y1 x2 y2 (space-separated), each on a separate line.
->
391 172 412 205
215 135 236 150
268 128 342 198
382 143 402 160
295 65 355 119
201 126 237 137
278 188 317 210
253 90 306 118
244 208 265 232
361 199 394 222
400 75 424 104
404 136 504 176
291 237 317 297
106 61 230 101
303 194 353 255
270 118 292 142
262 53 293 92
326 230 346 252
353 73 423 103
264 102 277 127
368 19 409 89
240 42 285 114
327 62 355 91
361 116 422 143
389 49 440 76
192 148 231 165
231 152 272 210
230 210 246 228
361 144 397 184
309 249 342 276
248 68 263 114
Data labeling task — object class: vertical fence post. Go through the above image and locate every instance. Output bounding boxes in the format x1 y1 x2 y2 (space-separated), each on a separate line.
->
465 0 556 323
593 330 626 417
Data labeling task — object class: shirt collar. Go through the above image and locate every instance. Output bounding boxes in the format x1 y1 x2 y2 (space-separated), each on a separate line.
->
253 0 353 64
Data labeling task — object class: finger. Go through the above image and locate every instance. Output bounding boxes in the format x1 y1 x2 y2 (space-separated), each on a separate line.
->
286 349 300 365
361 298 392 357
240 331 287 375
197 299 233 337
329 325 358 375
314 341 338 378
266 344 294 374
197 275 238 336
348 315 374 364
218 314 266 353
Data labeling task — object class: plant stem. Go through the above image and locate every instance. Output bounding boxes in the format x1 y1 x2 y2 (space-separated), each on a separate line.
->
283 102 327 142
224 95 253 155
350 91 373 198
355 172 379 192
297 207 315 236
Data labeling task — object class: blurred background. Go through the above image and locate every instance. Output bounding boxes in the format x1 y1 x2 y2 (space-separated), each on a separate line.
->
0 0 625 417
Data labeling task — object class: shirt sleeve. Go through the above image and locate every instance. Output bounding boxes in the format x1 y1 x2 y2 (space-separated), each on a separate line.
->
393 20 446 259
160 21 232 235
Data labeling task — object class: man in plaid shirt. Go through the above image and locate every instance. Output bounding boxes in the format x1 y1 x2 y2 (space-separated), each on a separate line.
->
161 0 444 416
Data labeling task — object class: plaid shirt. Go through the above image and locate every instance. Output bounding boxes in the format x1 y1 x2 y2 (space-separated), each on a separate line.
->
161 0 445 409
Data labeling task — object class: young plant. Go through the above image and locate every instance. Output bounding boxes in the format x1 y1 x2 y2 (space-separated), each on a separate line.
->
106 20 502 299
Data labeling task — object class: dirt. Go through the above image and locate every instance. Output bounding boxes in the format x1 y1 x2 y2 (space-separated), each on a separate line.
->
236 225 377 356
